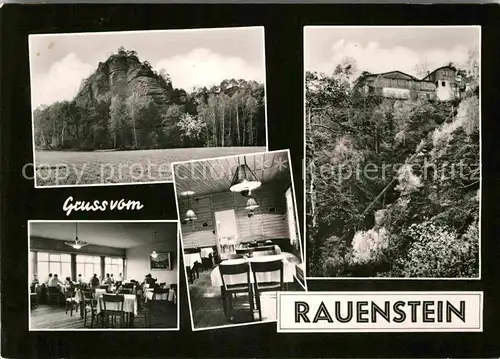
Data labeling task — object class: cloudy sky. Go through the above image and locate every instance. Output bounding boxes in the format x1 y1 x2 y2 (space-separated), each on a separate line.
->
305 26 480 79
29 27 265 108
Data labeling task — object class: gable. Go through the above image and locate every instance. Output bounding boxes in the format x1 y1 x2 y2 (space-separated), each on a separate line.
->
380 71 416 80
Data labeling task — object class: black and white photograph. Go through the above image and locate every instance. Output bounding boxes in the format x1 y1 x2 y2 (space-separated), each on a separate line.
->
29 27 267 188
172 149 306 330
305 26 480 279
28 220 179 330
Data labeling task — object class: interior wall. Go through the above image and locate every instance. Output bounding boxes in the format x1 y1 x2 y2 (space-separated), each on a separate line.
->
125 240 178 285
30 236 125 257
179 183 290 249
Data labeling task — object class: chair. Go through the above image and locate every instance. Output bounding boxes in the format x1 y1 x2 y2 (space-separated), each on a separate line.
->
101 294 126 328
219 262 254 320
47 287 61 307
118 288 133 294
251 259 284 321
135 293 152 328
80 290 99 328
64 288 79 316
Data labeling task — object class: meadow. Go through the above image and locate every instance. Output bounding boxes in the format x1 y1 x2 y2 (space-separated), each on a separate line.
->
34 147 266 187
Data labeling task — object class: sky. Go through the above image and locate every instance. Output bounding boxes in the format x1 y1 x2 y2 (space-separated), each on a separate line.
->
29 27 265 108
305 26 480 79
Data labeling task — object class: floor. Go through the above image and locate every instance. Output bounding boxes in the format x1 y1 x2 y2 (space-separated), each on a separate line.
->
189 268 304 329
30 301 177 329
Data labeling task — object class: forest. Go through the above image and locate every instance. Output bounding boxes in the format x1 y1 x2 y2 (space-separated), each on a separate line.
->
306 53 480 278
33 48 266 151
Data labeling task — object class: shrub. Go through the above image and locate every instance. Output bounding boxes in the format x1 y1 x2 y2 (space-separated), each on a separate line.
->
389 220 479 278
351 227 389 264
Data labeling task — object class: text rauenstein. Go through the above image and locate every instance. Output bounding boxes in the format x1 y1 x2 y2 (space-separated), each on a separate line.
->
62 196 144 216
277 291 483 333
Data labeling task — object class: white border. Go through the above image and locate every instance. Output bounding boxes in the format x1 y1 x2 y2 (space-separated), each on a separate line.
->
303 25 482 280
171 148 307 331
276 291 484 333
27 219 180 331
29 26 269 189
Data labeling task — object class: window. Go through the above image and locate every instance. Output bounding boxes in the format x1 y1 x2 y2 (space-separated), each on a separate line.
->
104 257 124 278
285 186 299 255
36 252 71 281
76 255 101 282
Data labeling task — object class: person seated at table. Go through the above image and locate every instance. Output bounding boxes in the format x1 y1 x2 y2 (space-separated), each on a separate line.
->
110 274 116 284
77 274 84 285
90 273 100 288
30 274 39 293
44 273 53 285
63 277 74 291
141 274 156 289
47 274 64 292
117 273 123 282
103 273 112 285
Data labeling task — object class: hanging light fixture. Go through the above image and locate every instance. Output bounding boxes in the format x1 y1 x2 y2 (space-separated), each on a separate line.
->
182 191 197 221
150 251 158 259
229 156 261 196
245 196 259 210
64 222 89 250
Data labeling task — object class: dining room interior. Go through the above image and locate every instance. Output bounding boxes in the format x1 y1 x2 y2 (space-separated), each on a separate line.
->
173 150 306 330
28 220 179 330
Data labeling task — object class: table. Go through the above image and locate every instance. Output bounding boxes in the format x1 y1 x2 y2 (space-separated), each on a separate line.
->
75 288 111 318
210 253 298 287
96 294 138 316
145 288 176 303
200 247 214 259
184 253 202 269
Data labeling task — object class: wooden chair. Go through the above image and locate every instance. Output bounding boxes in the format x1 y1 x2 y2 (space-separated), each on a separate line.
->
64 288 78 316
101 294 126 328
219 262 254 320
46 287 61 307
80 290 99 328
135 294 152 328
251 259 284 321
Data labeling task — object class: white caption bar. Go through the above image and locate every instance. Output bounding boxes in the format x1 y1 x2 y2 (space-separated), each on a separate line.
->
277 291 483 332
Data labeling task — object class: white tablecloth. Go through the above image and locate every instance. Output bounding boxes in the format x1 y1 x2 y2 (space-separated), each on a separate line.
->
145 289 176 302
200 247 214 259
73 288 107 303
210 253 298 287
184 253 202 269
96 294 137 315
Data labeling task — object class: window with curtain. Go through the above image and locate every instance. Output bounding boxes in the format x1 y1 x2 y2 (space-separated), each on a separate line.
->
76 255 101 282
104 257 124 278
30 251 36 276
285 186 300 256
36 252 71 281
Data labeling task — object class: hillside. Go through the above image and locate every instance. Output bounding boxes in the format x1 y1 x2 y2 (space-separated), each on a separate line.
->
306 63 480 278
33 48 266 151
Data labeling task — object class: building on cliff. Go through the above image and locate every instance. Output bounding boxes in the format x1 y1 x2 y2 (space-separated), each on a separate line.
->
354 65 465 101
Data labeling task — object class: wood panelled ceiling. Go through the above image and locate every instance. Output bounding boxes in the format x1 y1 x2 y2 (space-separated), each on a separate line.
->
173 150 291 197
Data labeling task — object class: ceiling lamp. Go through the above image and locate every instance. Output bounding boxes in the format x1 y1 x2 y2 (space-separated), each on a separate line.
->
229 156 261 196
150 251 158 259
182 191 197 221
64 222 89 250
245 197 259 210
185 209 197 221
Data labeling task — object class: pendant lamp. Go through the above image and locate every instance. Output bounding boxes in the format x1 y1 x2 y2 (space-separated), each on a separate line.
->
245 197 259 210
182 191 197 221
64 222 89 250
229 156 261 196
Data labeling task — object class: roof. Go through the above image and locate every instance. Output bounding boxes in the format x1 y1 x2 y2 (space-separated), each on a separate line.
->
362 70 418 81
422 65 457 81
